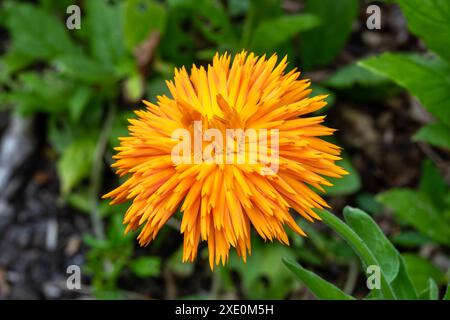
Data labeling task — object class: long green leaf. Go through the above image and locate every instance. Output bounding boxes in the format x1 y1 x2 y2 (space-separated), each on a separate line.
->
344 207 417 299
359 53 450 126
343 207 400 282
318 210 396 299
283 258 354 300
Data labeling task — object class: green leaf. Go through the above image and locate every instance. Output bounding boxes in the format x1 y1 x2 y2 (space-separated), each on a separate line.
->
390 256 419 300
391 231 432 248
343 207 417 299
444 284 450 300
123 0 167 50
85 0 125 67
68 85 92 122
324 63 389 89
8 71 75 115
129 256 161 278
419 160 448 208
53 55 114 84
251 14 320 54
378 189 450 246
344 207 399 282
323 155 361 196
359 53 450 126
283 258 354 300
1 1 78 61
300 0 359 69
395 0 450 63
413 122 450 149
402 254 445 295
318 209 397 299
57 136 96 195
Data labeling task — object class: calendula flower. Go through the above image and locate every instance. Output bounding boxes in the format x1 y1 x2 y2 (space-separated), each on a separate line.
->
104 51 346 269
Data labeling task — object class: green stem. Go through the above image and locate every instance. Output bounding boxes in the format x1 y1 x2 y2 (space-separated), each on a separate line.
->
319 210 397 300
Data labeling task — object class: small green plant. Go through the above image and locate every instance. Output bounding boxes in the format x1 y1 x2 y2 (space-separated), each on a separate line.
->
284 207 450 300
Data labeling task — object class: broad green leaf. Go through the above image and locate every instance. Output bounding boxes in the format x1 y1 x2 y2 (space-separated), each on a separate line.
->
0 51 34 81
413 122 450 150
403 254 445 295
1 2 78 61
57 136 96 195
283 258 354 300
129 256 161 278
251 14 320 54
123 0 167 50
85 0 125 67
53 55 114 83
323 155 361 196
300 0 359 69
359 53 450 126
343 207 399 282
324 64 389 89
378 189 450 246
395 0 450 63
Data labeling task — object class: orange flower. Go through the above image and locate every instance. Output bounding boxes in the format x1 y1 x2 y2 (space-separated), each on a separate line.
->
104 51 347 269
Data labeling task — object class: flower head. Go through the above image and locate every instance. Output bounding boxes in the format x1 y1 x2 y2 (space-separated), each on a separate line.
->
104 51 347 269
